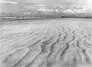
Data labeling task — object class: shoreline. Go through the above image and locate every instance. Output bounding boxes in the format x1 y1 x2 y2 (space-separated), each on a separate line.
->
0 18 92 25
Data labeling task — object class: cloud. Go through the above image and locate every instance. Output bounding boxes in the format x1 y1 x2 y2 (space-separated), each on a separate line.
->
43 0 87 6
0 0 92 13
0 0 17 4
0 0 89 6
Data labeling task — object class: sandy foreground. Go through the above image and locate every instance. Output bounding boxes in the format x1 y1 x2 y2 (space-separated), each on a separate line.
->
0 18 92 67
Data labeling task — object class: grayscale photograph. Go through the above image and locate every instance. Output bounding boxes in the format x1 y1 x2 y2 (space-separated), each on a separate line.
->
0 0 92 67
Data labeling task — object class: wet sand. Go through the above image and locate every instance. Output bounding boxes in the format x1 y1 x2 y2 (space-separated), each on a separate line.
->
0 18 92 67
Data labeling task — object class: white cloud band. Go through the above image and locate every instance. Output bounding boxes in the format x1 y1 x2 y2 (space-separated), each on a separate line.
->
0 1 17 4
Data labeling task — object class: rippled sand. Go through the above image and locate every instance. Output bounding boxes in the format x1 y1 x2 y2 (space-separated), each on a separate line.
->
0 19 92 67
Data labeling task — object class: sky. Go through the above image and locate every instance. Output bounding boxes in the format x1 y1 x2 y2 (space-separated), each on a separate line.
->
0 0 89 5
0 0 92 12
